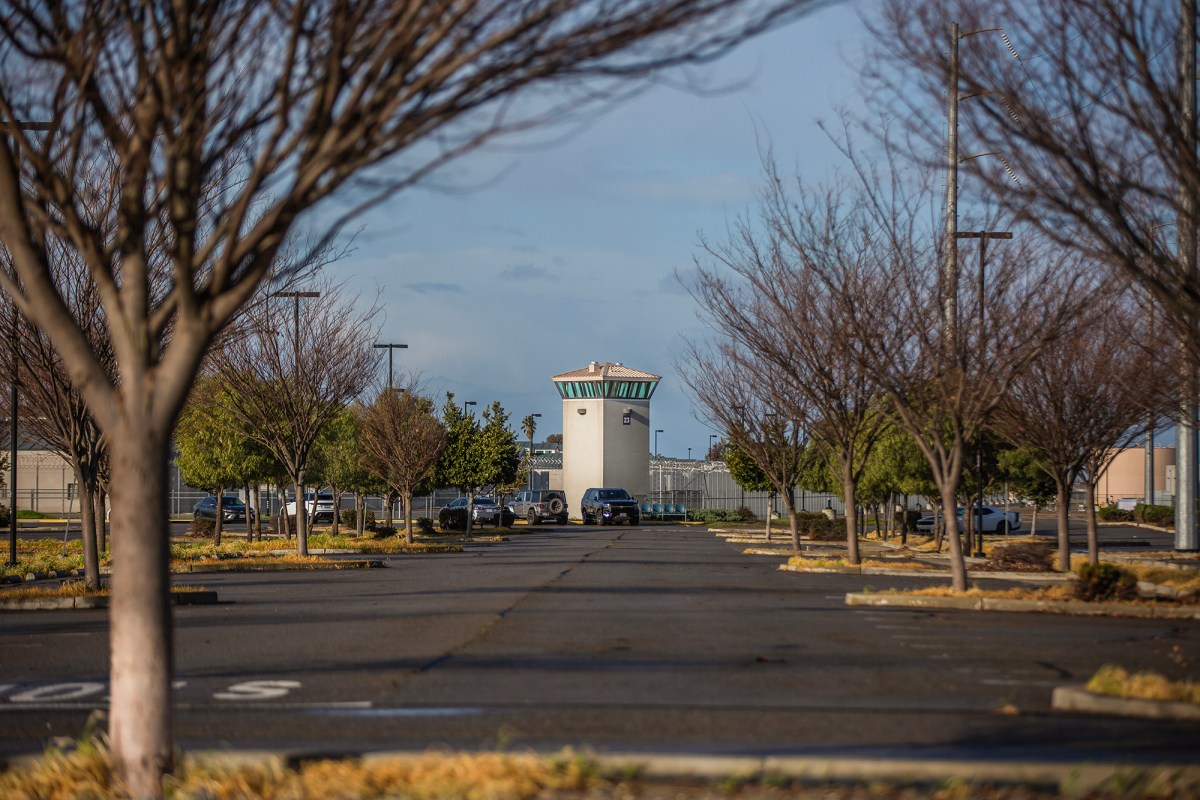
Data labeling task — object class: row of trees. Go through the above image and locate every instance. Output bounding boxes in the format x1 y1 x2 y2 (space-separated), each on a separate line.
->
684 0 1196 591
684 141 1173 590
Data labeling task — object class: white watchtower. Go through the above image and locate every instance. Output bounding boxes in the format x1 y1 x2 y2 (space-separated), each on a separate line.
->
553 361 660 520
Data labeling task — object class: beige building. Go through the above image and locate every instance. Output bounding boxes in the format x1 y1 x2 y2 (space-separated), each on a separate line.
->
1095 446 1175 505
553 361 659 519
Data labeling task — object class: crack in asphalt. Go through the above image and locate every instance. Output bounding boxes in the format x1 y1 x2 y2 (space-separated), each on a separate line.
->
417 532 626 673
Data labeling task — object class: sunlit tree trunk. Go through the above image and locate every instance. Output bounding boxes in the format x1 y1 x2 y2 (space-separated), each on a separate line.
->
73 463 100 591
840 458 861 565
1054 475 1072 573
107 426 173 800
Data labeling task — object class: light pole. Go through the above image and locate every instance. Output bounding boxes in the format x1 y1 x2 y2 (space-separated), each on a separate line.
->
708 434 717 460
273 289 319 539
373 343 408 389
688 447 692 460
5 120 52 567
527 412 541 489
654 429 663 500
956 230 1011 557
463 400 476 415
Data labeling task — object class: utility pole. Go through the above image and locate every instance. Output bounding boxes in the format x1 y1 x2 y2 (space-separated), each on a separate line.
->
944 22 961 358
1177 0 1199 552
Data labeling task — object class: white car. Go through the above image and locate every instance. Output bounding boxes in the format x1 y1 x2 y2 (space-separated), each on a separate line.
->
916 506 1020 534
284 491 337 523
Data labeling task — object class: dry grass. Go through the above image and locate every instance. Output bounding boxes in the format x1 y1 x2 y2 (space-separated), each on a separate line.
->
0 740 601 800
895 585 1074 601
785 555 935 571
1 581 211 602
1086 664 1200 705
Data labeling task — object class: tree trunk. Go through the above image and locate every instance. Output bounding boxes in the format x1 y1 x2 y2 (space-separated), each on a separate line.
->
402 491 413 544
293 477 309 556
1030 505 1039 542
464 492 475 541
763 492 772 541
356 491 366 536
73 463 101 591
279 483 291 539
780 489 799 551
400 488 414 544
94 486 107 554
1085 480 1100 566
244 484 253 540
213 485 224 546
251 484 262 542
1054 476 1071 572
107 426 173 800
330 487 342 536
939 482 968 591
841 461 861 565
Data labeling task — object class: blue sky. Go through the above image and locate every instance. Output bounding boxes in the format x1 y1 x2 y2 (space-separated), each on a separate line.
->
331 1 870 458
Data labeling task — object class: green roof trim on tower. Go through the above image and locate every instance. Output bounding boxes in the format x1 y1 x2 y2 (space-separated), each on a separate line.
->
552 361 660 400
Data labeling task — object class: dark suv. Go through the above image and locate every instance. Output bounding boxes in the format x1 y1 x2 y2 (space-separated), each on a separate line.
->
509 489 568 525
580 487 640 526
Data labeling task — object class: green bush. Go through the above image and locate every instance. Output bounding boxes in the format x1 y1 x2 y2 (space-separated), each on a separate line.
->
1135 503 1174 526
1097 505 1134 522
0 504 9 527
796 512 840 541
415 518 435 536
340 507 377 529
686 507 754 523
1075 562 1138 602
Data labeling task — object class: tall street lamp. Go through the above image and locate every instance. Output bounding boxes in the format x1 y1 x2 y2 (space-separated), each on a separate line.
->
373 343 408 389
273 289 319 535
956 230 1011 557
708 433 718 460
527 412 541 489
463 400 476 414
654 429 663 500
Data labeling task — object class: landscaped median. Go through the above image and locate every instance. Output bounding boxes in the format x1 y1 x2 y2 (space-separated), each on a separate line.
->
0 583 216 611
844 589 1200 619
1052 664 1200 721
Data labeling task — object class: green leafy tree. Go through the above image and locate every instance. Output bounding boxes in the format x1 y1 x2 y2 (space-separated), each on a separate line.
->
724 438 775 538
435 395 520 537
310 406 367 537
997 446 1058 543
175 378 266 544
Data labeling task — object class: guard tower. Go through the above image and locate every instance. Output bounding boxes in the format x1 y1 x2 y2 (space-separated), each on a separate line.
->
553 361 660 520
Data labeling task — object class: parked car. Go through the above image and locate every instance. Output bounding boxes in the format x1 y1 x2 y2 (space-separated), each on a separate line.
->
438 497 514 530
509 489 568 525
916 505 1020 534
284 491 337 524
193 494 254 523
580 487 640 526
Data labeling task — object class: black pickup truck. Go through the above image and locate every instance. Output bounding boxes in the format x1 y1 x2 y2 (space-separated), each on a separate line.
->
580 487 640 526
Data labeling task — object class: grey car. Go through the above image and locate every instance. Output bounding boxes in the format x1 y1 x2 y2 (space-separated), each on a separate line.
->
509 489 568 525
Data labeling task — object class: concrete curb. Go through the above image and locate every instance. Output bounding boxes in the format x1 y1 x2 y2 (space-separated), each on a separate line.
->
175 559 386 573
1051 685 1200 721
0 590 218 611
844 592 1200 619
20 749 1182 794
780 564 1074 582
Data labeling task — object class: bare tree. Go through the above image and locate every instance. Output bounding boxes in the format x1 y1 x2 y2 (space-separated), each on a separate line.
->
357 387 446 544
680 343 812 549
1 251 111 590
870 0 1200 356
687 161 893 564
992 298 1176 569
0 2 825 792
213 280 378 556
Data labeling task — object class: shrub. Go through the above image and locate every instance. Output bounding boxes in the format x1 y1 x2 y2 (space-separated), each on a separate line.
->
1075 562 1138 602
983 540 1054 572
415 518 435 536
1097 505 1134 522
190 517 216 536
340 507 377 529
893 509 922 534
686 507 754 523
795 512 840 541
1135 503 1174 526
0 504 9 527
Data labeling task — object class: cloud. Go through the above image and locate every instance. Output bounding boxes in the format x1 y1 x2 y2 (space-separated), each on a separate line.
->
405 282 462 294
500 263 556 281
